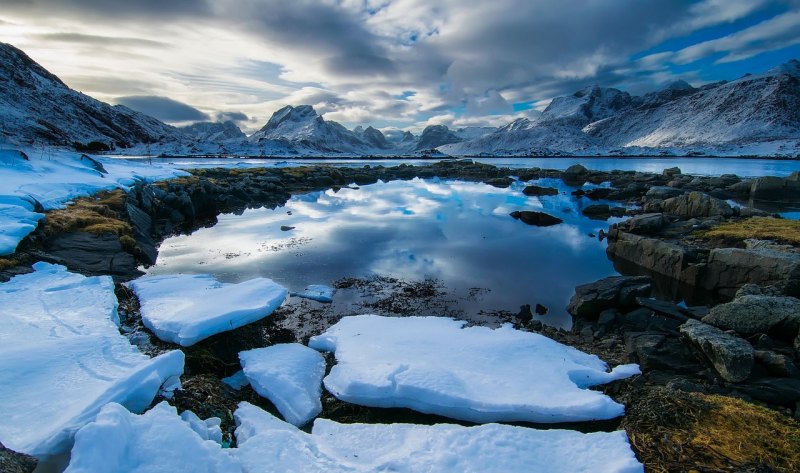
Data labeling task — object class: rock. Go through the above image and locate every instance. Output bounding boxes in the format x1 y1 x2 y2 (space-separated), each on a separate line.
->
484 177 514 188
534 304 548 315
615 213 667 235
582 204 612 220
736 378 800 405
701 247 800 298
522 185 558 196
679 319 754 383
662 167 681 177
735 284 782 298
750 176 800 201
620 308 684 334
579 325 594 342
606 232 698 282
597 309 619 328
755 351 799 378
661 191 734 218
584 188 612 200
645 186 684 200
0 443 37 473
38 232 141 279
736 206 772 218
623 332 701 374
509 210 563 227
702 295 800 336
516 304 533 324
635 297 690 321
562 164 588 178
280 225 295 231
567 276 651 319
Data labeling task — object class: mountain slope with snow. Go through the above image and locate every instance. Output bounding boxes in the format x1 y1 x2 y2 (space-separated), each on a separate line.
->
0 42 180 150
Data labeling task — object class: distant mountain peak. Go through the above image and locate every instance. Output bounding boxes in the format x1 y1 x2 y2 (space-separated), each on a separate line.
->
663 80 694 91
767 59 800 78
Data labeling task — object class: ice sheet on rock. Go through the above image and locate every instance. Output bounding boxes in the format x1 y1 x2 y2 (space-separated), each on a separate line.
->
233 402 643 473
291 284 336 303
309 315 640 423
0 263 185 458
239 344 326 426
65 402 241 473
0 196 43 255
127 273 288 346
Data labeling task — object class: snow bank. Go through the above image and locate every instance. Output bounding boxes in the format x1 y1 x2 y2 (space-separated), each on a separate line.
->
291 284 336 303
233 402 643 473
65 402 240 473
239 344 326 426
309 315 640 423
0 148 187 254
128 273 288 346
0 263 184 458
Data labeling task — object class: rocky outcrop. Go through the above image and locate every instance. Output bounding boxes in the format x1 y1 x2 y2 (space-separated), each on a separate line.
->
567 275 651 318
660 191 734 219
680 319 754 383
606 231 700 282
700 247 800 297
749 176 800 201
522 185 558 196
615 213 668 235
0 443 36 473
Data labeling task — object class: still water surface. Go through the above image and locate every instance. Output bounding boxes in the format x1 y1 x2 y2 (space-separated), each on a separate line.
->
147 178 627 328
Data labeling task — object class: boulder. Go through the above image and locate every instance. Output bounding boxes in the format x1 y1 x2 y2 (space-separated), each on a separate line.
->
754 351 799 378
567 276 651 318
38 232 141 279
522 185 558 196
736 378 800 405
509 210 563 227
702 295 800 336
606 231 698 282
635 297 690 321
701 247 800 298
645 186 684 200
679 319 754 383
661 191 734 219
662 167 682 177
484 177 514 188
582 204 611 220
615 213 667 235
750 176 800 201
624 331 702 374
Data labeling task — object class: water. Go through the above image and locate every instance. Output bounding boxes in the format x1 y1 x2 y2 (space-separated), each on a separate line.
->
146 178 627 328
112 155 800 178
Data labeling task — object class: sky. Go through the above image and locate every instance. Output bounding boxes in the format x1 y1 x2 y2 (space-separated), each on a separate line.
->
1 0 800 135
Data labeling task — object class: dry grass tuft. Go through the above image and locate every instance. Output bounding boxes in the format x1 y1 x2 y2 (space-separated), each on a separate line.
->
699 217 800 246
0 258 18 270
44 190 133 238
622 387 800 472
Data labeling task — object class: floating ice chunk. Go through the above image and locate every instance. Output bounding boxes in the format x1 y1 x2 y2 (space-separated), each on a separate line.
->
0 263 184 458
222 370 250 391
65 402 241 473
291 284 336 303
127 273 288 346
309 315 640 423
239 343 326 426
233 402 643 473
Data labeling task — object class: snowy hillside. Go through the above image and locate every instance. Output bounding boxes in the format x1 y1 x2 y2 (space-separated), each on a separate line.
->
444 60 800 157
0 42 180 150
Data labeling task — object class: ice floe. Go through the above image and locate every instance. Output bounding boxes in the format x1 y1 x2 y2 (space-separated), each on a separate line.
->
65 402 239 473
222 370 250 391
309 315 640 423
233 402 644 473
127 273 288 346
0 263 184 458
239 343 326 426
291 284 336 303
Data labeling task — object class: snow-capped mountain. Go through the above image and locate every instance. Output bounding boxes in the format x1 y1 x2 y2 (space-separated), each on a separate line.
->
354 126 392 149
179 121 246 143
443 60 800 156
0 42 179 150
414 125 463 151
248 105 373 153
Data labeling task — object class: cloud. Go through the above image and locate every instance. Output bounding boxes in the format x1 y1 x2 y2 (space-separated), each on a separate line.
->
215 111 249 123
115 96 209 122
2 0 210 19
32 32 168 48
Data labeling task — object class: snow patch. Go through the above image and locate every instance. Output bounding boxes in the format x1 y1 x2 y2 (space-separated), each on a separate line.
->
291 284 336 303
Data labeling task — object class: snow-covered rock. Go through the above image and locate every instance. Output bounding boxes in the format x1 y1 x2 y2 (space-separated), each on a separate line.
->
65 402 240 473
291 284 336 303
222 370 251 391
127 273 288 346
0 263 184 458
239 343 327 426
309 315 640 423
233 402 644 473
0 147 187 254
415 125 463 151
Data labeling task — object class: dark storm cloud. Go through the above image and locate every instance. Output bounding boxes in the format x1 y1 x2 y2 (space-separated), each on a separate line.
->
116 96 208 122
2 0 210 19
215 111 249 123
229 0 395 78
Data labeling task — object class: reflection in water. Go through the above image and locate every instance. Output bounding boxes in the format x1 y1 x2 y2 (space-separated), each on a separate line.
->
147 178 628 328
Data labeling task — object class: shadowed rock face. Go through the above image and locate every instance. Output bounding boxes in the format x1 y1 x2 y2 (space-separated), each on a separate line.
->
0 443 37 473
661 191 734 219
680 319 754 383
567 276 652 319
509 210 563 227
701 247 800 298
